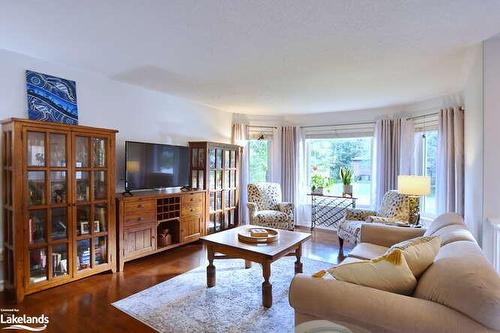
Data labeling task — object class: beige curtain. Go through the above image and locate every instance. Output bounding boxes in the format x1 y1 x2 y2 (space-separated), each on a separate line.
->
231 123 249 223
374 118 413 208
281 126 297 203
437 107 464 215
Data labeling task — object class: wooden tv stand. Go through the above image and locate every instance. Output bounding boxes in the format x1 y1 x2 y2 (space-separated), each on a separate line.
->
116 189 206 271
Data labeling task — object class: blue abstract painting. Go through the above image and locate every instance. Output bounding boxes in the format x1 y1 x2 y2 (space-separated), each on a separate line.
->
26 70 78 125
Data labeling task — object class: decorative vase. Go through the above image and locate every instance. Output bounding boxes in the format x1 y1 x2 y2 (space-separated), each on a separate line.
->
343 184 353 197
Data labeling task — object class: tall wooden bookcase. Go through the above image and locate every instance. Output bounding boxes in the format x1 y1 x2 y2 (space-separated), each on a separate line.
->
2 118 117 302
188 142 241 234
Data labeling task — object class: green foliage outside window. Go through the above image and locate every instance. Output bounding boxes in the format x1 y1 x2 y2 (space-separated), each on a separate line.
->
248 140 270 183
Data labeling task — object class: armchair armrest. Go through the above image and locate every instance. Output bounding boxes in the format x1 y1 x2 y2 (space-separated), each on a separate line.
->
277 202 294 217
247 202 258 220
360 223 426 247
344 208 377 221
366 216 398 224
289 274 485 333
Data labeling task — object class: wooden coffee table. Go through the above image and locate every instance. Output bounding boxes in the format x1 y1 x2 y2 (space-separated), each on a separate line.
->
200 225 311 308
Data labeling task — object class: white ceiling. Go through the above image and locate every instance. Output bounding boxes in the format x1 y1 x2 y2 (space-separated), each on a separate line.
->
1 0 500 115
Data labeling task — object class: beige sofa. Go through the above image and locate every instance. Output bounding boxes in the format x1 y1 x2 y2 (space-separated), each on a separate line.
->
289 213 500 333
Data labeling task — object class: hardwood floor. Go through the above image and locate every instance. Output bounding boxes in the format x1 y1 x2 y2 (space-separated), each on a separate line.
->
0 228 351 333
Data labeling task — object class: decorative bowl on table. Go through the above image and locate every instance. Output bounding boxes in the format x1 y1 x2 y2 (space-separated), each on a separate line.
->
238 227 279 244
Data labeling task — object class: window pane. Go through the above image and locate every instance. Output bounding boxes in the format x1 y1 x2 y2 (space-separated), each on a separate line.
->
50 171 67 204
92 138 107 167
94 236 107 265
50 133 66 167
52 244 69 277
306 137 373 206
75 136 89 168
30 248 47 284
422 131 438 216
248 140 270 183
94 204 107 233
76 239 91 271
29 210 46 244
27 132 45 167
51 208 67 240
28 171 45 206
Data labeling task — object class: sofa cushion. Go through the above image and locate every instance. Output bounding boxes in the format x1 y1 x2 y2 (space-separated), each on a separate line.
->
253 210 291 229
328 249 417 295
388 236 441 278
424 212 464 236
430 224 476 245
414 241 500 330
349 243 388 260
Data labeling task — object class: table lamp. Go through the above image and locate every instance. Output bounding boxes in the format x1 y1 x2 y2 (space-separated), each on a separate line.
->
397 175 431 224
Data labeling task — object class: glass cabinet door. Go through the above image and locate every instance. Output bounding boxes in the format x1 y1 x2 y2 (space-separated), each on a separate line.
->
25 129 71 285
73 133 110 272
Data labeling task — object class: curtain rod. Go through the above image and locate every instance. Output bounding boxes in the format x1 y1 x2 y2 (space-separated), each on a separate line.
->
248 125 278 129
300 121 374 129
408 111 439 121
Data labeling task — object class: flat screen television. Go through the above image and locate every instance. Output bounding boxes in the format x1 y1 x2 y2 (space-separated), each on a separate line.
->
125 141 189 191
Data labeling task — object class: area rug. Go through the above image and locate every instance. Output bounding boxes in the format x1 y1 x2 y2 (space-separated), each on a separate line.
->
112 257 331 333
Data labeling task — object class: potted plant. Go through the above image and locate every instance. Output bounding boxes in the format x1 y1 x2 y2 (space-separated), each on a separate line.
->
339 167 354 197
311 174 325 194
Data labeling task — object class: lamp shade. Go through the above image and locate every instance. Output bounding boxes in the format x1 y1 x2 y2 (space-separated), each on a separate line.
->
397 175 431 196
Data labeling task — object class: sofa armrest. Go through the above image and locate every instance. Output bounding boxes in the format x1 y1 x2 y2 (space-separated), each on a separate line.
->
289 274 487 333
344 208 377 221
359 223 426 247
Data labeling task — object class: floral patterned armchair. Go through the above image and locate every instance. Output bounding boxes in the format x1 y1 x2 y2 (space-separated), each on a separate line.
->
337 190 411 251
247 183 295 231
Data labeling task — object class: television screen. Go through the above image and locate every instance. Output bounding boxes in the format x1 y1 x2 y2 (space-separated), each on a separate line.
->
125 141 189 191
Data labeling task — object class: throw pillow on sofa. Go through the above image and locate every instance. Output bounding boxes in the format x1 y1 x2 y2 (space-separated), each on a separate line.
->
387 236 441 278
325 249 417 295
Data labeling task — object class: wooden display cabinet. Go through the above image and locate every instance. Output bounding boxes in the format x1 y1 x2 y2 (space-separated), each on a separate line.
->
1 118 117 302
188 142 241 234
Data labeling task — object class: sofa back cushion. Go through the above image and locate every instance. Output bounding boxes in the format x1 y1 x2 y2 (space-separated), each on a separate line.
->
378 190 410 222
430 224 476 246
424 212 465 236
247 183 282 210
414 241 500 330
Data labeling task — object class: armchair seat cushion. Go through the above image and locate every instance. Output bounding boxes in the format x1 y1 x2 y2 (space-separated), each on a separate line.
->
253 210 292 230
349 242 388 260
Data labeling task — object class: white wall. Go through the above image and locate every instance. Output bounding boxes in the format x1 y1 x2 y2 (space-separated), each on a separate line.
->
0 48 232 190
0 48 233 278
482 35 500 263
463 44 484 243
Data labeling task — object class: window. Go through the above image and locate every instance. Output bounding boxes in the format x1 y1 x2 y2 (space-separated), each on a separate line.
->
248 139 271 183
415 130 438 217
306 137 373 206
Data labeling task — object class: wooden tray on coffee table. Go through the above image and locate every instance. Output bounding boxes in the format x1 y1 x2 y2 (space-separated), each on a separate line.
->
238 227 279 244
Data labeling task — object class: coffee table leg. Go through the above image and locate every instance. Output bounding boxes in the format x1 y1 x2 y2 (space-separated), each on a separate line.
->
262 261 272 308
295 244 303 274
207 246 216 288
245 260 252 269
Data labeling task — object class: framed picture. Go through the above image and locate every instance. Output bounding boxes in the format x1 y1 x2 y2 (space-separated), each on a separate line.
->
26 70 78 125
80 221 89 235
94 220 100 233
